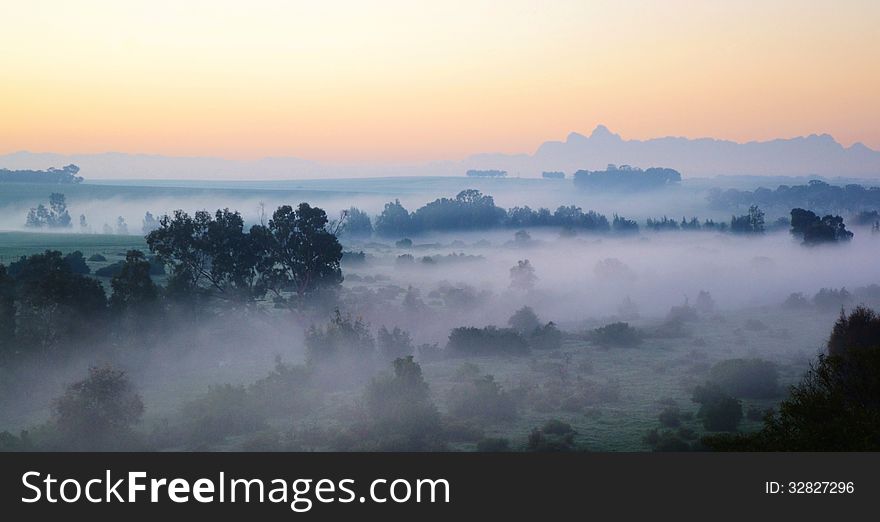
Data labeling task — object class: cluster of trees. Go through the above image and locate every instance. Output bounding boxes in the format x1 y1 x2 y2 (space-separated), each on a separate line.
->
0 164 83 184
708 179 880 215
465 169 507 178
25 193 72 228
541 171 565 179
146 203 343 305
790 208 853 244
573 165 681 191
1 202 346 362
370 190 614 236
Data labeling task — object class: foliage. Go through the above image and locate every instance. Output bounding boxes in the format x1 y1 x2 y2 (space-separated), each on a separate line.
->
589 322 642 348
25 193 72 229
706 307 880 451
0 164 82 183
361 356 443 450
342 207 373 237
51 366 144 450
730 205 765 234
691 383 743 432
790 208 853 244
446 326 529 356
573 165 681 191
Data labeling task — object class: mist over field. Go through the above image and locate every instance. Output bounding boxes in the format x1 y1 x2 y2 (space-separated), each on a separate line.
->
1 171 879 452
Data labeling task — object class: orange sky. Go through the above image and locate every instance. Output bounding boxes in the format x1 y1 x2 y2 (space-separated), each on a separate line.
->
1 0 878 163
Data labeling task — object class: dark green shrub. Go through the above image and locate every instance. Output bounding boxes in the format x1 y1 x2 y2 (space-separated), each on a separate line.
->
446 326 529 356
589 322 642 347
692 383 743 432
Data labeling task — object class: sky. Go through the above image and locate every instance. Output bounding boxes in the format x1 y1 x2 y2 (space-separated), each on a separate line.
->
1 0 878 163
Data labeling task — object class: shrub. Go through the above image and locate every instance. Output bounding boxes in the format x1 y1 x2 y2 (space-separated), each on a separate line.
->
709 358 779 398
51 366 144 450
305 311 375 367
589 322 642 347
361 357 443 451
692 383 742 432
446 326 529 356
447 375 517 422
508 306 540 335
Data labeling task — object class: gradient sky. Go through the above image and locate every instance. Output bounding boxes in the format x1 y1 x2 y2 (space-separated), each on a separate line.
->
1 0 878 163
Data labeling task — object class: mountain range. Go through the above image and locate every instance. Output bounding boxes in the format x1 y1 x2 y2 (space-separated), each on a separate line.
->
2 126 879 180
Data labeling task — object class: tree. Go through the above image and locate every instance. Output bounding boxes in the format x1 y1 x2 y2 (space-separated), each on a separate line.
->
692 383 742 431
51 366 144 450
705 307 880 451
264 203 343 299
730 205 764 234
147 209 268 303
342 207 373 237
110 250 159 313
790 208 853 244
508 306 540 335
509 259 537 291
142 212 159 235
374 199 414 237
10 250 107 353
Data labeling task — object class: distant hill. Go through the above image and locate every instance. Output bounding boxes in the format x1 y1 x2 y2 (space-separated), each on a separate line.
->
3 125 879 180
464 125 880 178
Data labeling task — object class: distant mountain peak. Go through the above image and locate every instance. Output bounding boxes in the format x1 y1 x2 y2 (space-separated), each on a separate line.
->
589 124 621 141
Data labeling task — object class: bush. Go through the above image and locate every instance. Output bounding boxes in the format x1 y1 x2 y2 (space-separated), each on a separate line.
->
589 322 642 347
51 366 144 450
447 375 517 422
692 383 742 432
361 357 443 451
709 358 779 398
507 306 540 335
305 311 375 367
446 326 529 356
643 428 692 451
